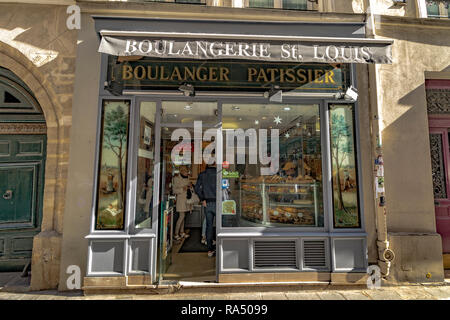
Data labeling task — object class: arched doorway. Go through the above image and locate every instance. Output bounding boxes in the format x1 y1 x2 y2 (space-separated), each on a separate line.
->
0 67 47 271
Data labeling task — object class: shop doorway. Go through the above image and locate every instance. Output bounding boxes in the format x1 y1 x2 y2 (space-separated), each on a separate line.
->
156 101 219 282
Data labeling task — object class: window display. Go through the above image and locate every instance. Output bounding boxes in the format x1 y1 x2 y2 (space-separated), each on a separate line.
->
95 100 130 230
221 103 324 228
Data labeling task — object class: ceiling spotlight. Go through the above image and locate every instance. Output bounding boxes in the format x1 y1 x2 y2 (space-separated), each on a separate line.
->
283 107 291 111
178 83 195 96
184 104 192 110
232 106 240 111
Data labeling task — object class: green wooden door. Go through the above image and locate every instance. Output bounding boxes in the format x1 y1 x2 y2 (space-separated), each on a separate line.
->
0 134 46 271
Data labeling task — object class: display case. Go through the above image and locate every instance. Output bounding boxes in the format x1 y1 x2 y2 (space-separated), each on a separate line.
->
240 180 320 227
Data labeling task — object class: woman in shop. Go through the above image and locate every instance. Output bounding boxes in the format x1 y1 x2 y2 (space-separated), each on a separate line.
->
173 165 193 241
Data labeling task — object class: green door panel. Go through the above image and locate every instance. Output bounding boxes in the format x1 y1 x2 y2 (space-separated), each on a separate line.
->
0 134 46 271
0 164 37 227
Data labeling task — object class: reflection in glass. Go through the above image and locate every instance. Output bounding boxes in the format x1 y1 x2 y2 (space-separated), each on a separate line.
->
135 102 157 229
221 103 323 228
95 100 130 230
329 104 360 228
162 101 218 125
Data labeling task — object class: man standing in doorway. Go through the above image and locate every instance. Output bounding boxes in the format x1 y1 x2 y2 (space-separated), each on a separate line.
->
195 161 217 258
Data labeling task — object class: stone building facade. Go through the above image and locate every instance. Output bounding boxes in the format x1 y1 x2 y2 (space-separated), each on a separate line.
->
0 0 448 291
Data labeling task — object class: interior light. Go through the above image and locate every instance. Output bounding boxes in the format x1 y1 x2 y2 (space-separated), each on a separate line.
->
184 105 192 111
284 107 291 111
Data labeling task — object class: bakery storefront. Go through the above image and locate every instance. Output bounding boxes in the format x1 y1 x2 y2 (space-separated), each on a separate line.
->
84 17 392 286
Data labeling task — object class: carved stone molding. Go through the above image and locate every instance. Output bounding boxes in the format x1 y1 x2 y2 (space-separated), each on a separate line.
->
427 89 450 114
0 123 47 135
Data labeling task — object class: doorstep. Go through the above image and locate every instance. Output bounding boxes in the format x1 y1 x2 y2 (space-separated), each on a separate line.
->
82 273 368 295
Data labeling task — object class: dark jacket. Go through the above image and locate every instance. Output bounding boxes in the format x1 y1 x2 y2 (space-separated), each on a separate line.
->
194 166 216 202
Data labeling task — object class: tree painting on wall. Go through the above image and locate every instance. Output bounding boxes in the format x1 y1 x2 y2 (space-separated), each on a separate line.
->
95 100 130 230
330 104 360 228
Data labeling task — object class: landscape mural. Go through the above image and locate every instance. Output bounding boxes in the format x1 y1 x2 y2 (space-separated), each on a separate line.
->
95 100 130 230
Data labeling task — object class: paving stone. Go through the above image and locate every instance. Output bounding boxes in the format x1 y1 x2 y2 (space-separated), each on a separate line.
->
338 290 372 300
422 286 450 300
362 289 403 300
284 292 321 300
394 287 436 300
317 292 345 300
260 292 287 300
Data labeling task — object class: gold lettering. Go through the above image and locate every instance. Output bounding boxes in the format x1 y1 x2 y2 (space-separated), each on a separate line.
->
279 69 285 83
122 65 133 80
220 67 230 81
314 69 324 83
196 67 207 81
170 67 182 81
247 68 257 82
160 66 169 81
147 66 158 80
325 70 336 84
209 67 218 81
266 68 278 82
184 67 195 81
134 65 146 80
285 69 296 83
296 69 307 84
256 69 268 82
308 69 313 83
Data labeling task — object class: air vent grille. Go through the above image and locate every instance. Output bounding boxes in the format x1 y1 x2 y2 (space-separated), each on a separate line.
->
254 240 297 269
303 240 327 269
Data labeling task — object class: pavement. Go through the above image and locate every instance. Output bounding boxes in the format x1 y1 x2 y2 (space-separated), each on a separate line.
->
0 272 449 300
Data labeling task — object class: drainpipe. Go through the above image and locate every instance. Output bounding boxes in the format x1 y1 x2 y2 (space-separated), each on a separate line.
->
366 0 395 278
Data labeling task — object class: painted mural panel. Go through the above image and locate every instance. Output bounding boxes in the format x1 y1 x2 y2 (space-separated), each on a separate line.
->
329 104 360 228
95 100 130 230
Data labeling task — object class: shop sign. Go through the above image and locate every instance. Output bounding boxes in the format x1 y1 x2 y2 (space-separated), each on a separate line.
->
223 170 240 179
108 58 350 93
99 37 392 64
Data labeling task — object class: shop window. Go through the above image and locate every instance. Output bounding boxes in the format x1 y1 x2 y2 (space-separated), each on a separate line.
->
248 0 274 8
95 100 131 230
282 0 307 10
221 103 324 228
426 0 450 18
329 104 361 228
135 102 157 229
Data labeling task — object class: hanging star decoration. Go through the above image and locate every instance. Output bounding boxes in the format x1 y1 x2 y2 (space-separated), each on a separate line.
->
274 116 282 125
296 122 300 127
284 132 290 138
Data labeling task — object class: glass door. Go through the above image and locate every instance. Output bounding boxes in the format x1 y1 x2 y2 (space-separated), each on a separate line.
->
156 100 220 283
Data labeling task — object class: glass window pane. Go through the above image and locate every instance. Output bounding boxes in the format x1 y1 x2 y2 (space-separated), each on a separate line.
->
95 100 130 230
427 0 449 18
135 102 157 229
282 0 307 10
249 0 274 8
222 103 324 228
162 101 218 125
329 104 360 228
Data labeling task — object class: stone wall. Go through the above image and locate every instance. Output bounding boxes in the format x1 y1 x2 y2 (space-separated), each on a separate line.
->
0 3 77 289
375 16 450 282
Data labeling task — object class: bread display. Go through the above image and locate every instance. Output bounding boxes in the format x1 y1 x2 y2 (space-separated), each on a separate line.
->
239 179 319 226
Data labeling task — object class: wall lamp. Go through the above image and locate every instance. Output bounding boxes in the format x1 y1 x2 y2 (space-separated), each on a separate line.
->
334 86 359 101
264 85 283 102
178 83 195 96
